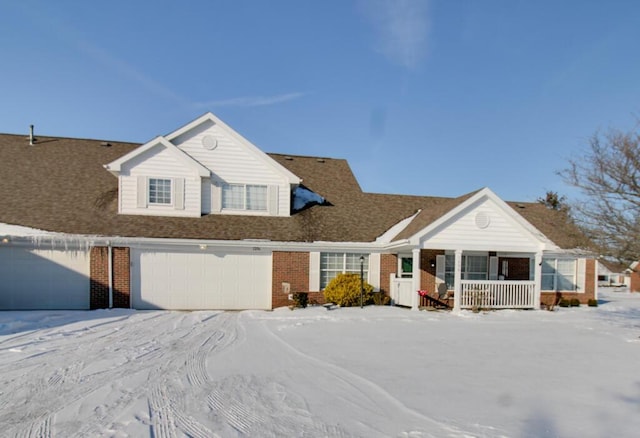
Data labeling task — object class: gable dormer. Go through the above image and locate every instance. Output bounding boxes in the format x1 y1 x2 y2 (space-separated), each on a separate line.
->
105 113 302 218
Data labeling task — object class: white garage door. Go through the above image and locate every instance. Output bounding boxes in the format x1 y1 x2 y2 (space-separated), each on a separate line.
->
0 247 90 310
131 249 272 310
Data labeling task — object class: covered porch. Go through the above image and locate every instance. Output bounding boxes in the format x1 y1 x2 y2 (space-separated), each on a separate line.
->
389 248 542 311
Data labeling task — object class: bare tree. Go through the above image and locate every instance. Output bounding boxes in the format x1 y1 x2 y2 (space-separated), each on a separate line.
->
560 124 640 263
537 190 569 212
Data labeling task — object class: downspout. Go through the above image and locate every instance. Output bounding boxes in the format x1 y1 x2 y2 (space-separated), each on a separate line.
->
107 242 113 309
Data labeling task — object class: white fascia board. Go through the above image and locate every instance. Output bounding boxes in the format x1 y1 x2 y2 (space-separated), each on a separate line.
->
166 112 301 185
101 238 387 254
375 209 421 243
408 187 557 249
104 136 210 177
542 248 595 258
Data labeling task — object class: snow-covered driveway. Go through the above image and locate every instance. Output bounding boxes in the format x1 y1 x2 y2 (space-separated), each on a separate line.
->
1 289 640 437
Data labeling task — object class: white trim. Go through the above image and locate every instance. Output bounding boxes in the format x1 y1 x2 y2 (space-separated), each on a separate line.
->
409 188 557 251
411 248 421 310
577 258 586 292
105 136 210 177
309 252 320 291
369 253 381 291
376 210 421 243
165 112 301 185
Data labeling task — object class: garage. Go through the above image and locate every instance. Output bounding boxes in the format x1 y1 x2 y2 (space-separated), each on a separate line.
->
131 249 272 310
0 246 90 310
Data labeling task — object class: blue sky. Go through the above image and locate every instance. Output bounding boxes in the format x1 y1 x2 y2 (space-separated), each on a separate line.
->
2 1 639 202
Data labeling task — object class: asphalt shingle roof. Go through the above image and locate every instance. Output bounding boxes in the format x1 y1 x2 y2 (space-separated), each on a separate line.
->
0 133 588 248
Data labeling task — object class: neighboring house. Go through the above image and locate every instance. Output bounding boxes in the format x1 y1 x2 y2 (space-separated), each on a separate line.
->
0 113 597 311
597 259 630 287
629 262 640 292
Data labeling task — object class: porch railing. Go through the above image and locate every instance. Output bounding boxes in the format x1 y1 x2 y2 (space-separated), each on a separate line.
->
460 280 536 309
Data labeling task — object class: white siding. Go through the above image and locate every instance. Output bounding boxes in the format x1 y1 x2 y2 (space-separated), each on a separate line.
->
577 258 586 292
369 253 381 291
309 252 320 292
424 199 542 252
131 249 272 310
119 145 202 217
0 247 90 310
172 121 291 216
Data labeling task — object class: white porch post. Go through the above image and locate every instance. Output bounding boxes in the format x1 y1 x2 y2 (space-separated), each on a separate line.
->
534 251 543 309
453 249 462 313
411 248 421 310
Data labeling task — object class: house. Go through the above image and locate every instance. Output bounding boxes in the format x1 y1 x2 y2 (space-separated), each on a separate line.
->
597 259 630 287
629 262 640 292
0 113 597 311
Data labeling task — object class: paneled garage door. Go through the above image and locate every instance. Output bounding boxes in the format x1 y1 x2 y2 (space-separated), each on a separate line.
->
131 249 272 310
0 247 90 310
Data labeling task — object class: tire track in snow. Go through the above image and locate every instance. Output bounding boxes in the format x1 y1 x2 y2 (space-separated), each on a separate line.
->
260 319 482 438
186 313 239 387
207 387 264 434
206 375 358 437
166 385 219 438
204 315 355 437
4 311 228 437
148 385 177 438
75 311 231 438
15 414 52 438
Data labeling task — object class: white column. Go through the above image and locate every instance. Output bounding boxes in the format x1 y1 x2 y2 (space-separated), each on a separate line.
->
411 248 421 310
453 249 462 312
534 251 543 309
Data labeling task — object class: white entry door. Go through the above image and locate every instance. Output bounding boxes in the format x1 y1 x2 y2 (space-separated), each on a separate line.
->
0 247 90 310
131 249 272 310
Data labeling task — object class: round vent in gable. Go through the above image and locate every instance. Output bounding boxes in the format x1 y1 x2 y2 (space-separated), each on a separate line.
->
475 212 491 229
202 135 218 150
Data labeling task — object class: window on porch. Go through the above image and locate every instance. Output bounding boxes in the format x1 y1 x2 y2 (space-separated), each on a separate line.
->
444 254 488 288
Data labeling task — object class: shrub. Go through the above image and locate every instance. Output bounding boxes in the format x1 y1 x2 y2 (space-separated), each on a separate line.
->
570 298 581 307
323 273 374 307
291 292 309 308
372 292 390 306
588 299 598 307
559 298 571 307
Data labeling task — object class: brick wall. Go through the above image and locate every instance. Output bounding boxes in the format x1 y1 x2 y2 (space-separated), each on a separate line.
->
271 251 310 309
90 247 109 309
90 246 130 309
631 265 640 292
379 254 397 295
420 249 443 293
540 258 597 306
113 247 130 308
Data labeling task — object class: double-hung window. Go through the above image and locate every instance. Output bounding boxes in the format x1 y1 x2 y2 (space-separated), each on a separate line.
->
542 258 577 291
320 253 369 289
148 178 172 205
222 184 267 211
444 254 488 288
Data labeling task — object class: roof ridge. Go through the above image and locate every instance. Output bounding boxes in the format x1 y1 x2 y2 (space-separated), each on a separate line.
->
0 132 141 146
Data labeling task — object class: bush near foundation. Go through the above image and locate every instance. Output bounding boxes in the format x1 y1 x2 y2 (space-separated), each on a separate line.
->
323 273 374 307
588 299 598 307
570 298 581 307
291 292 308 308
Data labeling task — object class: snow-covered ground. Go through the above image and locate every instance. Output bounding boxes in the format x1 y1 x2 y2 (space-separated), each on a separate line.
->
1 288 639 438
